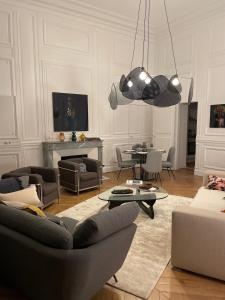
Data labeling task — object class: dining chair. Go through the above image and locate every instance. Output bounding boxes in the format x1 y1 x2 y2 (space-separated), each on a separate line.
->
116 147 136 179
131 143 143 163
141 150 163 185
162 147 175 178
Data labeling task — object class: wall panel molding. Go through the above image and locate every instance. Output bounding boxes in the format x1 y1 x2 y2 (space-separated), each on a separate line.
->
0 9 13 47
43 19 90 54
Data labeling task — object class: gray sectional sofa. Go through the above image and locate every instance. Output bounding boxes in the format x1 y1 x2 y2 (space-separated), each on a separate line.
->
0 202 139 300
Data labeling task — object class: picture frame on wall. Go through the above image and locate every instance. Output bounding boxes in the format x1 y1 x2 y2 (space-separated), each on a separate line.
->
210 104 225 128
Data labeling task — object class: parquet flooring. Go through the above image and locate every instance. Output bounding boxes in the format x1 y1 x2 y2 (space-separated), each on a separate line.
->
1 168 225 300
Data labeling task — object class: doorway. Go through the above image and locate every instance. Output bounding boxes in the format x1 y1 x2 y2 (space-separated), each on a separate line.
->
186 102 198 168
176 102 198 169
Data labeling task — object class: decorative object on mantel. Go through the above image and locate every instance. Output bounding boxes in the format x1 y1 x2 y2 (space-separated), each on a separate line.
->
108 0 194 109
71 131 77 142
79 132 86 142
59 132 65 142
210 104 225 128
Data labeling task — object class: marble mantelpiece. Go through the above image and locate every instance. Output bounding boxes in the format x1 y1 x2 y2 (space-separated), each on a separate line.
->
43 139 103 169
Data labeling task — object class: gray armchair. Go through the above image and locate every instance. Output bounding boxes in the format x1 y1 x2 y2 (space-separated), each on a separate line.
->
2 166 60 208
0 202 139 300
58 158 101 195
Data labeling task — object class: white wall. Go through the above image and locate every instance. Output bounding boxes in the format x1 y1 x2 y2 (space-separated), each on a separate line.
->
0 0 154 174
154 8 225 175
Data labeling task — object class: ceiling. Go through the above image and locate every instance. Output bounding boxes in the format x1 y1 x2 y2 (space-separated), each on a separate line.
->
74 0 225 29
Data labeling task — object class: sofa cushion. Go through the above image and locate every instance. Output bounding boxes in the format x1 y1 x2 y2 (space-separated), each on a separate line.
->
0 185 41 208
73 202 139 249
79 163 87 173
207 175 225 191
61 216 78 234
17 176 30 189
80 172 97 181
0 204 73 249
191 187 225 212
0 177 22 193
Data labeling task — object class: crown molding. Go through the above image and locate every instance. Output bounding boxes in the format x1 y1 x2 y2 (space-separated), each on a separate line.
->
1 0 224 47
19 0 225 38
154 0 225 37
0 0 155 39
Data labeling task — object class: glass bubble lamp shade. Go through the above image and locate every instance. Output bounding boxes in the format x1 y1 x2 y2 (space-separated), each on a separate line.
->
167 74 182 93
108 82 133 110
119 67 161 100
143 75 181 107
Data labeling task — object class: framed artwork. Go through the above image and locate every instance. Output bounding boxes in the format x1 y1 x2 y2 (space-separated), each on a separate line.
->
210 104 225 128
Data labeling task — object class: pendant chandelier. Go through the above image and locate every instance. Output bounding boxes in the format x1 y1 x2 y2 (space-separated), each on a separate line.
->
108 0 194 109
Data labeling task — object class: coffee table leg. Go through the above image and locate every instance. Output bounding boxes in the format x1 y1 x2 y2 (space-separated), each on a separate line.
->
137 200 156 219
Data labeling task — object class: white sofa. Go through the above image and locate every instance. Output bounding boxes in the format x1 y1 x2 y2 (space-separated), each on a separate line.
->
171 169 225 281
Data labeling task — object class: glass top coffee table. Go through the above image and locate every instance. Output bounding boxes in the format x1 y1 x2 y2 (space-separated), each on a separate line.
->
98 185 168 219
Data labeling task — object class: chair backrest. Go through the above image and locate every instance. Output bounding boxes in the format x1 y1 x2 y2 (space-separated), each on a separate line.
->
116 148 123 167
132 143 142 150
131 143 143 160
144 151 162 173
167 147 175 163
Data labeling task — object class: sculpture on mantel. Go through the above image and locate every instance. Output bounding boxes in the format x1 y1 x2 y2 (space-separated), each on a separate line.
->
59 132 65 142
72 131 77 142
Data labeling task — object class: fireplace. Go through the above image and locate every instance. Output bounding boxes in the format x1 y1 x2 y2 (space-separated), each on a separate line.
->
61 154 88 160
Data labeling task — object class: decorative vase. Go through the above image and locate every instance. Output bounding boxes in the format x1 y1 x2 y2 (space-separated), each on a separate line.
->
59 132 65 142
72 131 77 142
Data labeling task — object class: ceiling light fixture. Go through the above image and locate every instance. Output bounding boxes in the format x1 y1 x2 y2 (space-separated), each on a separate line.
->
108 0 194 109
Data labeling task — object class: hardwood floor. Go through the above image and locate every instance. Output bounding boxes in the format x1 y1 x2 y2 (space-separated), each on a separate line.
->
1 168 225 300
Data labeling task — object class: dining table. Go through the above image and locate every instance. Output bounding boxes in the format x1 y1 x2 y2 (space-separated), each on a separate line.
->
123 148 166 180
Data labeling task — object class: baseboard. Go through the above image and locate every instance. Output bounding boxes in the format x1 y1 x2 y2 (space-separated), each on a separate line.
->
194 168 204 176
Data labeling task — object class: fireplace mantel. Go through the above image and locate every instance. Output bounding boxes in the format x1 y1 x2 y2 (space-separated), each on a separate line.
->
43 139 103 168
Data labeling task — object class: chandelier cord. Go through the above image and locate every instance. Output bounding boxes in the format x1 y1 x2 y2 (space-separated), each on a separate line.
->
130 0 142 71
163 0 178 75
147 0 151 72
142 0 147 67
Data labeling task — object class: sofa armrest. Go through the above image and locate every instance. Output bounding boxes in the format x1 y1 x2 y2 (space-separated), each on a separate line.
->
83 158 101 173
1 172 43 185
203 169 225 186
31 167 58 183
171 206 225 281
58 160 80 172
28 174 44 185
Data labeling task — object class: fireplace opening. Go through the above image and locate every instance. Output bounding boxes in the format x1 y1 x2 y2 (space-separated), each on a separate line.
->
61 154 88 160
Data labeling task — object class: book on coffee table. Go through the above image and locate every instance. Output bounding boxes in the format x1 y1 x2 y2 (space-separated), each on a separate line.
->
126 179 143 186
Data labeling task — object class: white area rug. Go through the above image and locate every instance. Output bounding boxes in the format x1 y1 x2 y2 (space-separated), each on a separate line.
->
58 194 192 299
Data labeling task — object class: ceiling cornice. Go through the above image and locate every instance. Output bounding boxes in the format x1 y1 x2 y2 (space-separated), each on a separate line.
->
154 0 225 35
1 0 225 40
0 0 155 39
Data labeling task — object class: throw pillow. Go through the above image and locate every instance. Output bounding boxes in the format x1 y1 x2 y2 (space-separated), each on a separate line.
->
0 177 21 193
0 185 41 208
73 202 139 249
17 176 30 189
0 204 73 249
79 163 87 173
207 175 225 191
24 204 46 217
